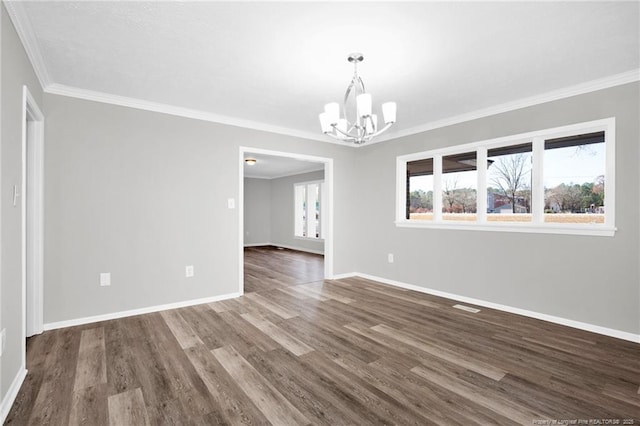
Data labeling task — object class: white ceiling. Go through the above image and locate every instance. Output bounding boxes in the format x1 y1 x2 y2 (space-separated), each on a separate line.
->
7 1 640 144
243 153 323 180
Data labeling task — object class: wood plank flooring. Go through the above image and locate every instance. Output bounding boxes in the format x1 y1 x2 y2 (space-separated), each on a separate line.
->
243 246 323 293
6 248 640 425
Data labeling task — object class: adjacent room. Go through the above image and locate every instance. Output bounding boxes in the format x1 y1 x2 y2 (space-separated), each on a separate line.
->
243 152 326 293
1 1 639 424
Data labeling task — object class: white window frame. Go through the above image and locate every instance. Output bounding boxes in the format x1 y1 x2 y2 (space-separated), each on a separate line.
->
294 180 325 241
396 118 616 237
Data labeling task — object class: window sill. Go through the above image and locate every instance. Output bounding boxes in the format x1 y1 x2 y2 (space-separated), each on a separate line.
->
395 220 616 237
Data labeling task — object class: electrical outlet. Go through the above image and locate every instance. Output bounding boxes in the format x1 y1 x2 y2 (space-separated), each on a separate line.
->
100 272 111 286
388 253 394 263
185 265 194 278
0 329 6 357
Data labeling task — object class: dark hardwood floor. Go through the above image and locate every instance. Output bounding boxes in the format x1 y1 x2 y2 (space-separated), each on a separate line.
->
6 250 640 424
243 246 324 293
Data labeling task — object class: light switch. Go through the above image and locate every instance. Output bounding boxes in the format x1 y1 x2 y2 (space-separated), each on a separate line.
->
227 198 235 209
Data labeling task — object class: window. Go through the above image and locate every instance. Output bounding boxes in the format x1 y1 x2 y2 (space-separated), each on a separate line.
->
442 152 477 221
407 158 434 220
487 143 532 222
397 118 615 236
294 181 324 239
544 132 605 224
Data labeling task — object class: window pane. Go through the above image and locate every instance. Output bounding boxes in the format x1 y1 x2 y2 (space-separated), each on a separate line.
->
544 132 605 224
308 183 320 238
407 158 433 221
294 185 306 237
442 152 477 221
487 143 532 222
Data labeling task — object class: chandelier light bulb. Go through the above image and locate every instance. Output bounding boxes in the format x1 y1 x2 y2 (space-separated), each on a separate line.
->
324 102 340 125
382 102 397 124
356 94 372 118
318 53 396 145
319 112 332 133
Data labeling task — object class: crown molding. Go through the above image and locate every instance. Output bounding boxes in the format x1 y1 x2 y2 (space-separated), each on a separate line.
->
44 83 338 144
40 68 640 149
4 0 638 148
369 68 640 147
3 0 51 88
44 67 639 149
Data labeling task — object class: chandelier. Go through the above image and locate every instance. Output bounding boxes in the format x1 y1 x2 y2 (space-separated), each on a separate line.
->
319 53 396 145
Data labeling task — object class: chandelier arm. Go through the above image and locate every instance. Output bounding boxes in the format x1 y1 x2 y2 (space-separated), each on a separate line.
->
368 122 393 138
357 76 366 94
329 124 361 144
343 79 355 110
365 115 377 133
332 123 353 139
324 131 355 143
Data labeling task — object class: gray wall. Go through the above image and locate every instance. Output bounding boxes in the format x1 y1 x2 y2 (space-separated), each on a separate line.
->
270 170 325 254
244 178 271 245
355 82 640 335
43 94 357 324
1 3 44 401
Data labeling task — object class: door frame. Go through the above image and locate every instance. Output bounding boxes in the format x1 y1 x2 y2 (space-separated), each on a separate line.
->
238 147 334 294
22 86 44 346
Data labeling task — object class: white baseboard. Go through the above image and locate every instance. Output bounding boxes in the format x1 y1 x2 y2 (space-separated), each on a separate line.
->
44 292 242 331
352 273 640 344
327 272 357 280
273 243 324 255
1 366 27 424
244 242 324 256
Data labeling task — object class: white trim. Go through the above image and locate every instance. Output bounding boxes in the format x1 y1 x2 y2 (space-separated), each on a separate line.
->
46 84 334 144
0 10 3 414
2 0 637 150
433 154 443 221
294 236 325 243
532 137 545 224
327 272 357 280
43 292 241 331
397 118 616 237
3 1 51 88
22 87 45 340
395 222 616 237
352 273 640 344
240 147 334 291
243 242 325 256
371 69 640 146
245 166 325 181
269 243 324 256
43 70 639 149
238 148 245 294
476 147 487 223
0 367 27 424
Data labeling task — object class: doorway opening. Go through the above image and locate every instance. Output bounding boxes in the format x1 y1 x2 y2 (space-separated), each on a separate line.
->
22 86 44 358
238 148 333 294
